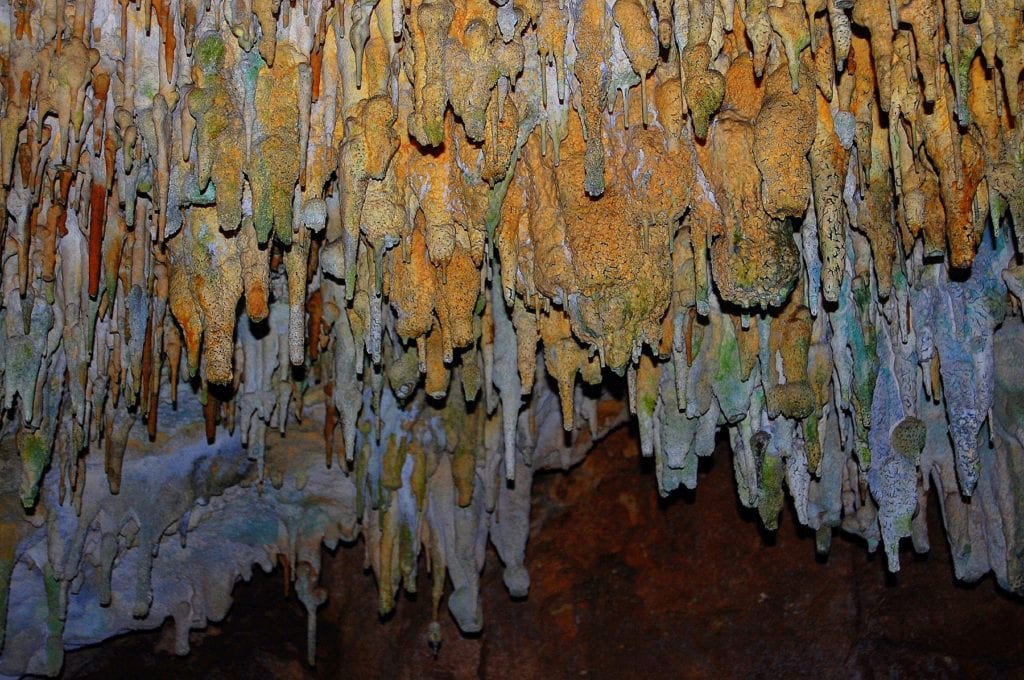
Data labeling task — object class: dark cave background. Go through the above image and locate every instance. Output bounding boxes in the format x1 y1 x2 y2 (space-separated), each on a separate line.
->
60 427 1024 679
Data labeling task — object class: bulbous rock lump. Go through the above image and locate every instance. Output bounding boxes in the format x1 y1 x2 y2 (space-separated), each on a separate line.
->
1 0 1024 674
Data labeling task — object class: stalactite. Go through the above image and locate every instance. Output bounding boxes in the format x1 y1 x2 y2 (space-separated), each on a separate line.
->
1 0 1024 674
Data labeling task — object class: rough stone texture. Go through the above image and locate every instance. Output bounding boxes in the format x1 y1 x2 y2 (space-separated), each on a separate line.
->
2 0 1024 674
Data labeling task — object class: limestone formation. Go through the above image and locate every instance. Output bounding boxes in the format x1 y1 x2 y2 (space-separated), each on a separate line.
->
1 0 1024 674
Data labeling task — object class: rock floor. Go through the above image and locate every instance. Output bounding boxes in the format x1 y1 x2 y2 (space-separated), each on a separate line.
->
63 427 1024 679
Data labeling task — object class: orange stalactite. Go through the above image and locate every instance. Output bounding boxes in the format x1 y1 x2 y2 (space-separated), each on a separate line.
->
88 183 105 298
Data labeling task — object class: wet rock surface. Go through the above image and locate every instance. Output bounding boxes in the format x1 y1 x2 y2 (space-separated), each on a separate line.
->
63 427 1024 679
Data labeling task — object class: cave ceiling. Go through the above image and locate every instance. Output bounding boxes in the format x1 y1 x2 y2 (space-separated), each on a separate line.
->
1 0 1024 674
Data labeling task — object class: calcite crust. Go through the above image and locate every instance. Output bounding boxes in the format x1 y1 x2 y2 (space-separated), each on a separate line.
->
1 0 1024 673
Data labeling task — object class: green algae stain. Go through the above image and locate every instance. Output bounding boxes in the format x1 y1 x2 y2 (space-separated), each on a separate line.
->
19 433 50 508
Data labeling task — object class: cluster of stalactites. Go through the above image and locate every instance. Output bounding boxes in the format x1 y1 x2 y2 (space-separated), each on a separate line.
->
2 0 1024 673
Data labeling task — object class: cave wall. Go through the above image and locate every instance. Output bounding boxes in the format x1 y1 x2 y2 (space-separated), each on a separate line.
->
1 0 1024 674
